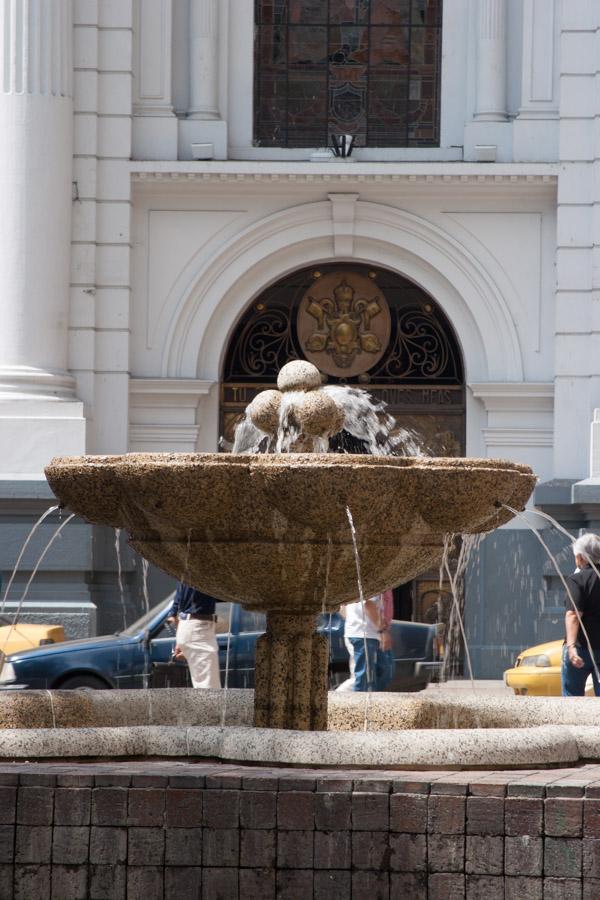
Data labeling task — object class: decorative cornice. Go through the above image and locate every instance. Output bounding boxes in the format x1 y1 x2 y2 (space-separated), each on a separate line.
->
132 170 557 186
470 382 554 412
131 161 558 187
129 378 215 405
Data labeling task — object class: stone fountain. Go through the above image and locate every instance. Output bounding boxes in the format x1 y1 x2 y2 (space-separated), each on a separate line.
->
4 364 600 900
44 361 535 733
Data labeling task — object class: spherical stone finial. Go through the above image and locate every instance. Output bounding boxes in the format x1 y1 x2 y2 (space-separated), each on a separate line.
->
247 389 282 434
277 360 322 393
296 392 346 438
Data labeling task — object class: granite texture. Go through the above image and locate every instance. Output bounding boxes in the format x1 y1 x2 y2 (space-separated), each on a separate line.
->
44 454 535 616
247 389 282 434
9 689 600 733
44 371 535 736
3 690 600 767
0 723 584 766
254 615 328 730
277 360 323 392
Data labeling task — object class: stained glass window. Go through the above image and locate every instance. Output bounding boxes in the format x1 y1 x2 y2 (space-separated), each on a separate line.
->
254 0 442 148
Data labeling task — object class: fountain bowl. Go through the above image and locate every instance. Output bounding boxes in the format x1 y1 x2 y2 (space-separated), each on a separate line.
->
45 453 536 615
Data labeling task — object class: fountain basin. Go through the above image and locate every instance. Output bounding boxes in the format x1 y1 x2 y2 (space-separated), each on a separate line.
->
0 690 599 769
45 453 535 614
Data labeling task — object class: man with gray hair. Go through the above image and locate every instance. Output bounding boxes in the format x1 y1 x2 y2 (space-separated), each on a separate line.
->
562 533 600 696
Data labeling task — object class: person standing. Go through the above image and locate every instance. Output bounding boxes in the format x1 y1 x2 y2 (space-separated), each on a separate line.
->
168 583 221 689
561 533 600 696
343 593 394 692
377 589 395 690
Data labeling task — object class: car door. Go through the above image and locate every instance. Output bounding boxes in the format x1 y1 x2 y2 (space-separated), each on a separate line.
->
389 621 437 691
232 606 266 688
317 612 349 687
149 618 177 664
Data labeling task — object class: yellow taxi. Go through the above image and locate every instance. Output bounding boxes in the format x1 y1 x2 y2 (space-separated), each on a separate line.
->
0 623 66 657
504 638 596 696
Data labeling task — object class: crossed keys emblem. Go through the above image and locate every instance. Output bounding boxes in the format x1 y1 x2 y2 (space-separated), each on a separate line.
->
305 278 383 368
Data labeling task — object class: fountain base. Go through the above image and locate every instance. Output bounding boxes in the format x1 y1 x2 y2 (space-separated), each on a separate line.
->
2 690 600 768
254 613 328 730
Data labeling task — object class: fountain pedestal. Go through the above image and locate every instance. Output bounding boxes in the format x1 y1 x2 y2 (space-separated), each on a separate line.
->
254 613 328 730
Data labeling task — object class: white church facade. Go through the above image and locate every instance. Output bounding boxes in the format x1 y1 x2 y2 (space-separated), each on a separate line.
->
1 0 599 675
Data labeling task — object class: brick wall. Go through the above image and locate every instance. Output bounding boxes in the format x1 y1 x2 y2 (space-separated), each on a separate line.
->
2 762 600 899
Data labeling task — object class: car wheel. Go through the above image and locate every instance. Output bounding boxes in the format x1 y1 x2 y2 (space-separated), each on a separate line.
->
55 674 110 690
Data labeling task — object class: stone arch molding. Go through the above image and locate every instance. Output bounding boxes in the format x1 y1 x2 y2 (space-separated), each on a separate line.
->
163 198 524 382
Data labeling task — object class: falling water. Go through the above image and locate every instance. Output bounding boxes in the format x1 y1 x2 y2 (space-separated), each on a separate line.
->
0 505 59 629
321 537 337 685
439 534 478 689
501 504 600 687
322 385 422 456
346 506 372 731
45 689 57 728
220 602 235 727
233 382 422 457
181 528 193 583
527 508 600 586
141 558 150 614
114 528 127 631
322 536 332 615
0 515 76 657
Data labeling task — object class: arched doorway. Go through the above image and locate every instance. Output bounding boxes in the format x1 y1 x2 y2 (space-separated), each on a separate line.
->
220 262 465 627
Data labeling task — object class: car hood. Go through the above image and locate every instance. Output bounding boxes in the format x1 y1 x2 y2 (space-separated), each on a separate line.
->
6 633 136 663
517 638 563 659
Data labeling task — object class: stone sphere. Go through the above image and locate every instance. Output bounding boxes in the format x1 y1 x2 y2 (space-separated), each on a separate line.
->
247 389 282 434
296 391 346 437
277 360 322 393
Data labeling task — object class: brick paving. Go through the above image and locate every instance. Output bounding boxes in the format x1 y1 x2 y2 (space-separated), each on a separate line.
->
2 761 600 897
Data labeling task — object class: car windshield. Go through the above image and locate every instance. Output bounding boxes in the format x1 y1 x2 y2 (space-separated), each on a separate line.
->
119 596 173 637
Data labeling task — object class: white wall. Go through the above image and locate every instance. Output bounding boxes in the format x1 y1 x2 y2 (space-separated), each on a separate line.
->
128 164 556 484
69 0 134 455
66 0 600 488
132 0 562 165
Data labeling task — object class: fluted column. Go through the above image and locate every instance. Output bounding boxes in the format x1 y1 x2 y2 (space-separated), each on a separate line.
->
0 0 84 474
474 0 508 121
188 0 219 119
0 0 76 399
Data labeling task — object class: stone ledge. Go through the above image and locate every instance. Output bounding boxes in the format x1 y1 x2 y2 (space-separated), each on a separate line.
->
2 691 600 767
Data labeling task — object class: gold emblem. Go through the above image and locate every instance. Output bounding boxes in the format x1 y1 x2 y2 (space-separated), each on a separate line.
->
298 271 391 377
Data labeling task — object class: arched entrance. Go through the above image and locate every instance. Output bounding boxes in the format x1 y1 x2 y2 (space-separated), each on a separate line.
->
220 262 465 626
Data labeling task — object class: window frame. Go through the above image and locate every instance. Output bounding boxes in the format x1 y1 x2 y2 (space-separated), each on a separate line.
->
253 0 443 151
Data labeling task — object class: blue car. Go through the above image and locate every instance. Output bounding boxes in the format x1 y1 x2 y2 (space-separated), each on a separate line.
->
0 598 441 692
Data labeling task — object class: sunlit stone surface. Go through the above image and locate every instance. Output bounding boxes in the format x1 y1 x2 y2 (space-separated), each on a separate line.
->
45 452 535 729
44 359 535 731
2 689 600 769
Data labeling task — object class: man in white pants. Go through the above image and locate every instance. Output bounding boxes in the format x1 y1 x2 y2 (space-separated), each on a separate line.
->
168 583 221 688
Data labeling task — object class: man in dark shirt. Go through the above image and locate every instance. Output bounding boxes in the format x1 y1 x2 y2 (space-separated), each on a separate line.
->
168 583 221 689
562 533 600 696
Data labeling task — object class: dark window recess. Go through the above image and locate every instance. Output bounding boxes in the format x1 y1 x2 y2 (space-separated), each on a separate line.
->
222 263 462 386
254 0 442 148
